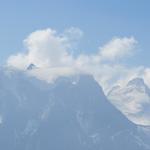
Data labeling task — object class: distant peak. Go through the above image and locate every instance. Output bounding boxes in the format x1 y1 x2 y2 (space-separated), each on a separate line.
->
107 85 121 96
27 63 37 70
127 77 145 87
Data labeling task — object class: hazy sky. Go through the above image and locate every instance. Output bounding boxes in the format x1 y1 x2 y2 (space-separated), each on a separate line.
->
0 0 150 66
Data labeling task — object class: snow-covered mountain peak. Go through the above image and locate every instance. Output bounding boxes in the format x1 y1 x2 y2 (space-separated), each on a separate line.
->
127 77 146 88
27 63 37 70
108 77 150 126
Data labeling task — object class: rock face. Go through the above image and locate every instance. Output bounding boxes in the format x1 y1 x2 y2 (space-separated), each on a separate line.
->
108 77 150 126
27 63 37 70
0 68 149 150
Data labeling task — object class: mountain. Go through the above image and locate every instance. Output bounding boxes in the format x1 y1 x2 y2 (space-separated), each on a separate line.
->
27 63 37 70
108 77 150 126
0 68 149 150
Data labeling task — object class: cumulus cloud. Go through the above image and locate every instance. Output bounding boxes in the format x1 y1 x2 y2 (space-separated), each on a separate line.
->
7 27 83 70
143 68 150 86
99 37 137 61
7 27 147 93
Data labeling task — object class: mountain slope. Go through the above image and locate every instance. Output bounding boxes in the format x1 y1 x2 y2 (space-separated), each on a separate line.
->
0 68 149 150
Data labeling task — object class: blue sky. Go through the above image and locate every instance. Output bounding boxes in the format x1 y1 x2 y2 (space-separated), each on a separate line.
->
0 0 150 66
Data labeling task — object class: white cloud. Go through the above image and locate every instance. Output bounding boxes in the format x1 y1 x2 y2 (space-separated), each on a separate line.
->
143 68 150 86
27 67 77 83
99 37 137 61
7 28 82 70
7 27 147 93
